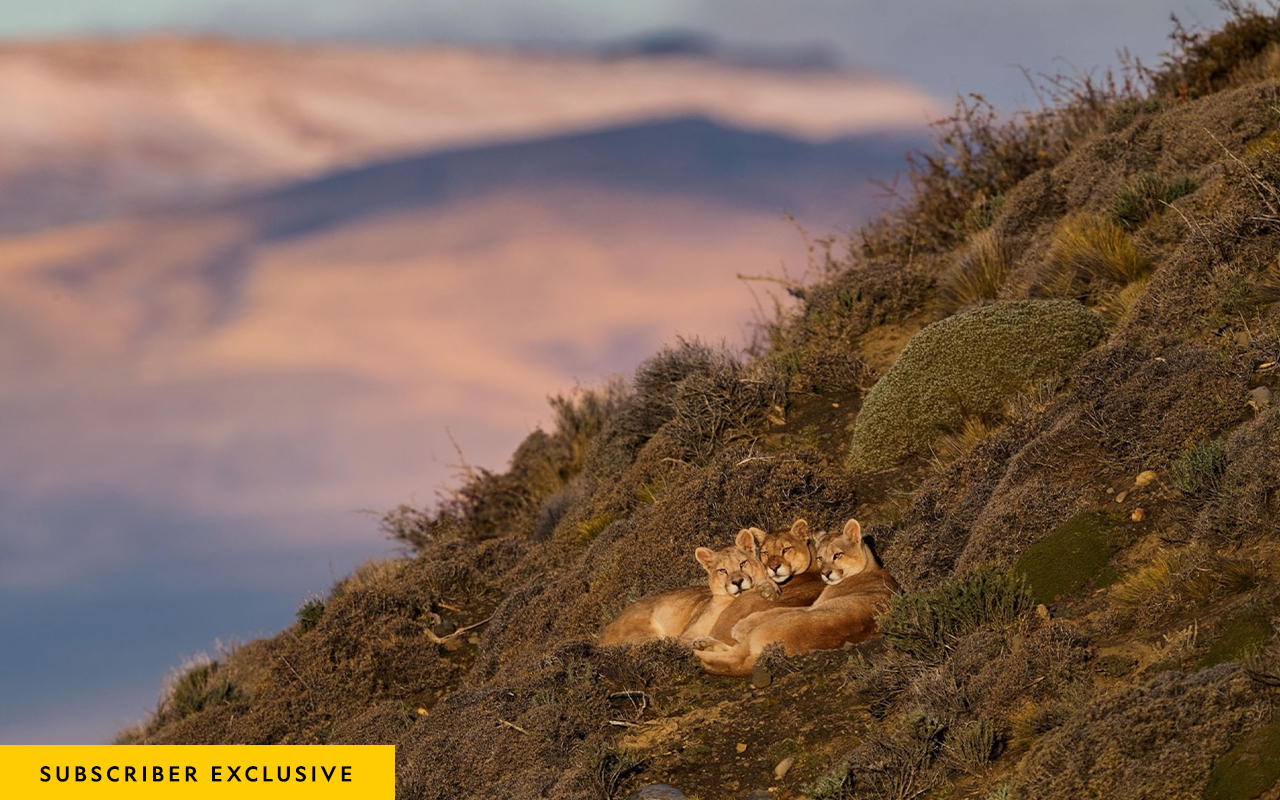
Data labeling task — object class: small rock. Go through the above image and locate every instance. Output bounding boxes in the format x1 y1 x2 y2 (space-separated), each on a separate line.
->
1248 385 1273 411
1134 470 1158 488
1035 604 1051 621
736 742 748 754
831 402 840 408
416 707 428 715
1115 491 1128 504
1106 487 1115 494
468 634 481 645
432 620 457 637
751 664 772 688
441 637 464 652
774 756 795 780
1236 330 1252 347
627 785 687 800
1131 507 1146 522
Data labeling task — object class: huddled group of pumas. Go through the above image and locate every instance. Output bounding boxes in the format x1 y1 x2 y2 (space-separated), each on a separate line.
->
600 519 900 675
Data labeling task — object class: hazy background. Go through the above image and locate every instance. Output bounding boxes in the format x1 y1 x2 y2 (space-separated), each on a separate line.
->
0 0 1230 744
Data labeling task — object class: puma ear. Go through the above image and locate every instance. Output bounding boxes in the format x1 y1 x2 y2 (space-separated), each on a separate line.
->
748 527 768 548
842 518 863 541
695 547 716 570
790 519 809 537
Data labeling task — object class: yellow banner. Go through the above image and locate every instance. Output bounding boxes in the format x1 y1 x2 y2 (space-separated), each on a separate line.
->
0 745 394 798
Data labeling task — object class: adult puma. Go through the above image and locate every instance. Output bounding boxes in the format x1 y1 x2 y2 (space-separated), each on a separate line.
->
599 529 776 646
703 519 826 645
692 519 898 676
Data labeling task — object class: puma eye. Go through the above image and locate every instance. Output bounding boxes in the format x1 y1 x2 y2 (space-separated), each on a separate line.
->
781 547 792 554
740 561 747 569
833 552 842 561
718 568 727 574
816 556 824 563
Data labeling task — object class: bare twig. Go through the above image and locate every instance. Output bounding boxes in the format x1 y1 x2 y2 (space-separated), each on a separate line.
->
424 615 493 644
498 719 528 734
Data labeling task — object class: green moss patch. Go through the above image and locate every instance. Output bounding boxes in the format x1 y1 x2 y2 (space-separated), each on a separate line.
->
1205 720 1280 800
1014 512 1120 606
847 300 1105 472
1199 607 1275 669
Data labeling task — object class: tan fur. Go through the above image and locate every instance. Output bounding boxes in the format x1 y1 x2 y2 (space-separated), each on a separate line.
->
599 529 774 646
701 520 825 646
693 519 899 675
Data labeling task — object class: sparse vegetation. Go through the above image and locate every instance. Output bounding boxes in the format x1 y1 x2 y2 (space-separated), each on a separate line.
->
940 229 1012 312
1112 172 1198 229
878 568 1033 661
1041 212 1151 298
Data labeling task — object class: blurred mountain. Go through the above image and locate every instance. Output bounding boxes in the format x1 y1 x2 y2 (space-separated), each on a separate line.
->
0 36 938 233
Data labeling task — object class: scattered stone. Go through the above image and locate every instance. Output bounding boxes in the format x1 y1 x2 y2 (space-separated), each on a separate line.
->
1131 507 1146 522
467 634 481 645
628 785 687 800
1134 470 1158 488
1248 385 1273 411
416 707 428 715
751 664 772 688
774 756 795 780
1236 330 1252 347
736 742 748 754
1106 487 1115 494
441 638 464 652
1115 491 1128 504
1036 603 1051 621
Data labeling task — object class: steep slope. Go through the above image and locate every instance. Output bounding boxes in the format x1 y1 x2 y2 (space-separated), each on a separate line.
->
124 8 1280 800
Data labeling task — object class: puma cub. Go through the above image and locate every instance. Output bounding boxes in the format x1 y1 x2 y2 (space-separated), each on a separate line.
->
599 529 777 646
693 519 898 675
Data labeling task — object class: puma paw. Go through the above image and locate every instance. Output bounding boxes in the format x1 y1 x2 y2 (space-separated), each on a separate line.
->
690 636 728 652
755 579 781 601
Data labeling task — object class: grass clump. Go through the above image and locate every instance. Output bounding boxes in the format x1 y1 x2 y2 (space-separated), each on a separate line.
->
1042 212 1150 296
847 300 1105 472
1205 719 1280 800
1014 512 1120 606
878 568 1033 661
575 513 614 546
940 229 1013 312
803 761 855 800
1172 437 1227 496
163 657 241 722
1112 172 1198 229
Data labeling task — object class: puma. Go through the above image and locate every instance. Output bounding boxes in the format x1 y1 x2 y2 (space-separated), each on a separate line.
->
692 519 898 676
599 529 777 646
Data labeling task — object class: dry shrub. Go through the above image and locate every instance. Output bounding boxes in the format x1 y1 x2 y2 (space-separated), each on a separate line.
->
1155 2 1280 99
1112 172 1199 229
1010 665 1268 800
1197 406 1280 542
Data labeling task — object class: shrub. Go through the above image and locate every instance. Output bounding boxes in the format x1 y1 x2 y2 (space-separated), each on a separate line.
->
296 596 326 634
1042 212 1150 297
878 568 1033 661
940 229 1013 312
847 300 1106 471
1014 512 1121 606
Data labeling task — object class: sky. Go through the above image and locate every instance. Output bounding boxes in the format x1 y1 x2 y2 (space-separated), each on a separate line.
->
0 0 1233 106
0 0 1243 746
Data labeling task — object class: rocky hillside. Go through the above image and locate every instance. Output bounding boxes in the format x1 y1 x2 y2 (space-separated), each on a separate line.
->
125 8 1280 800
